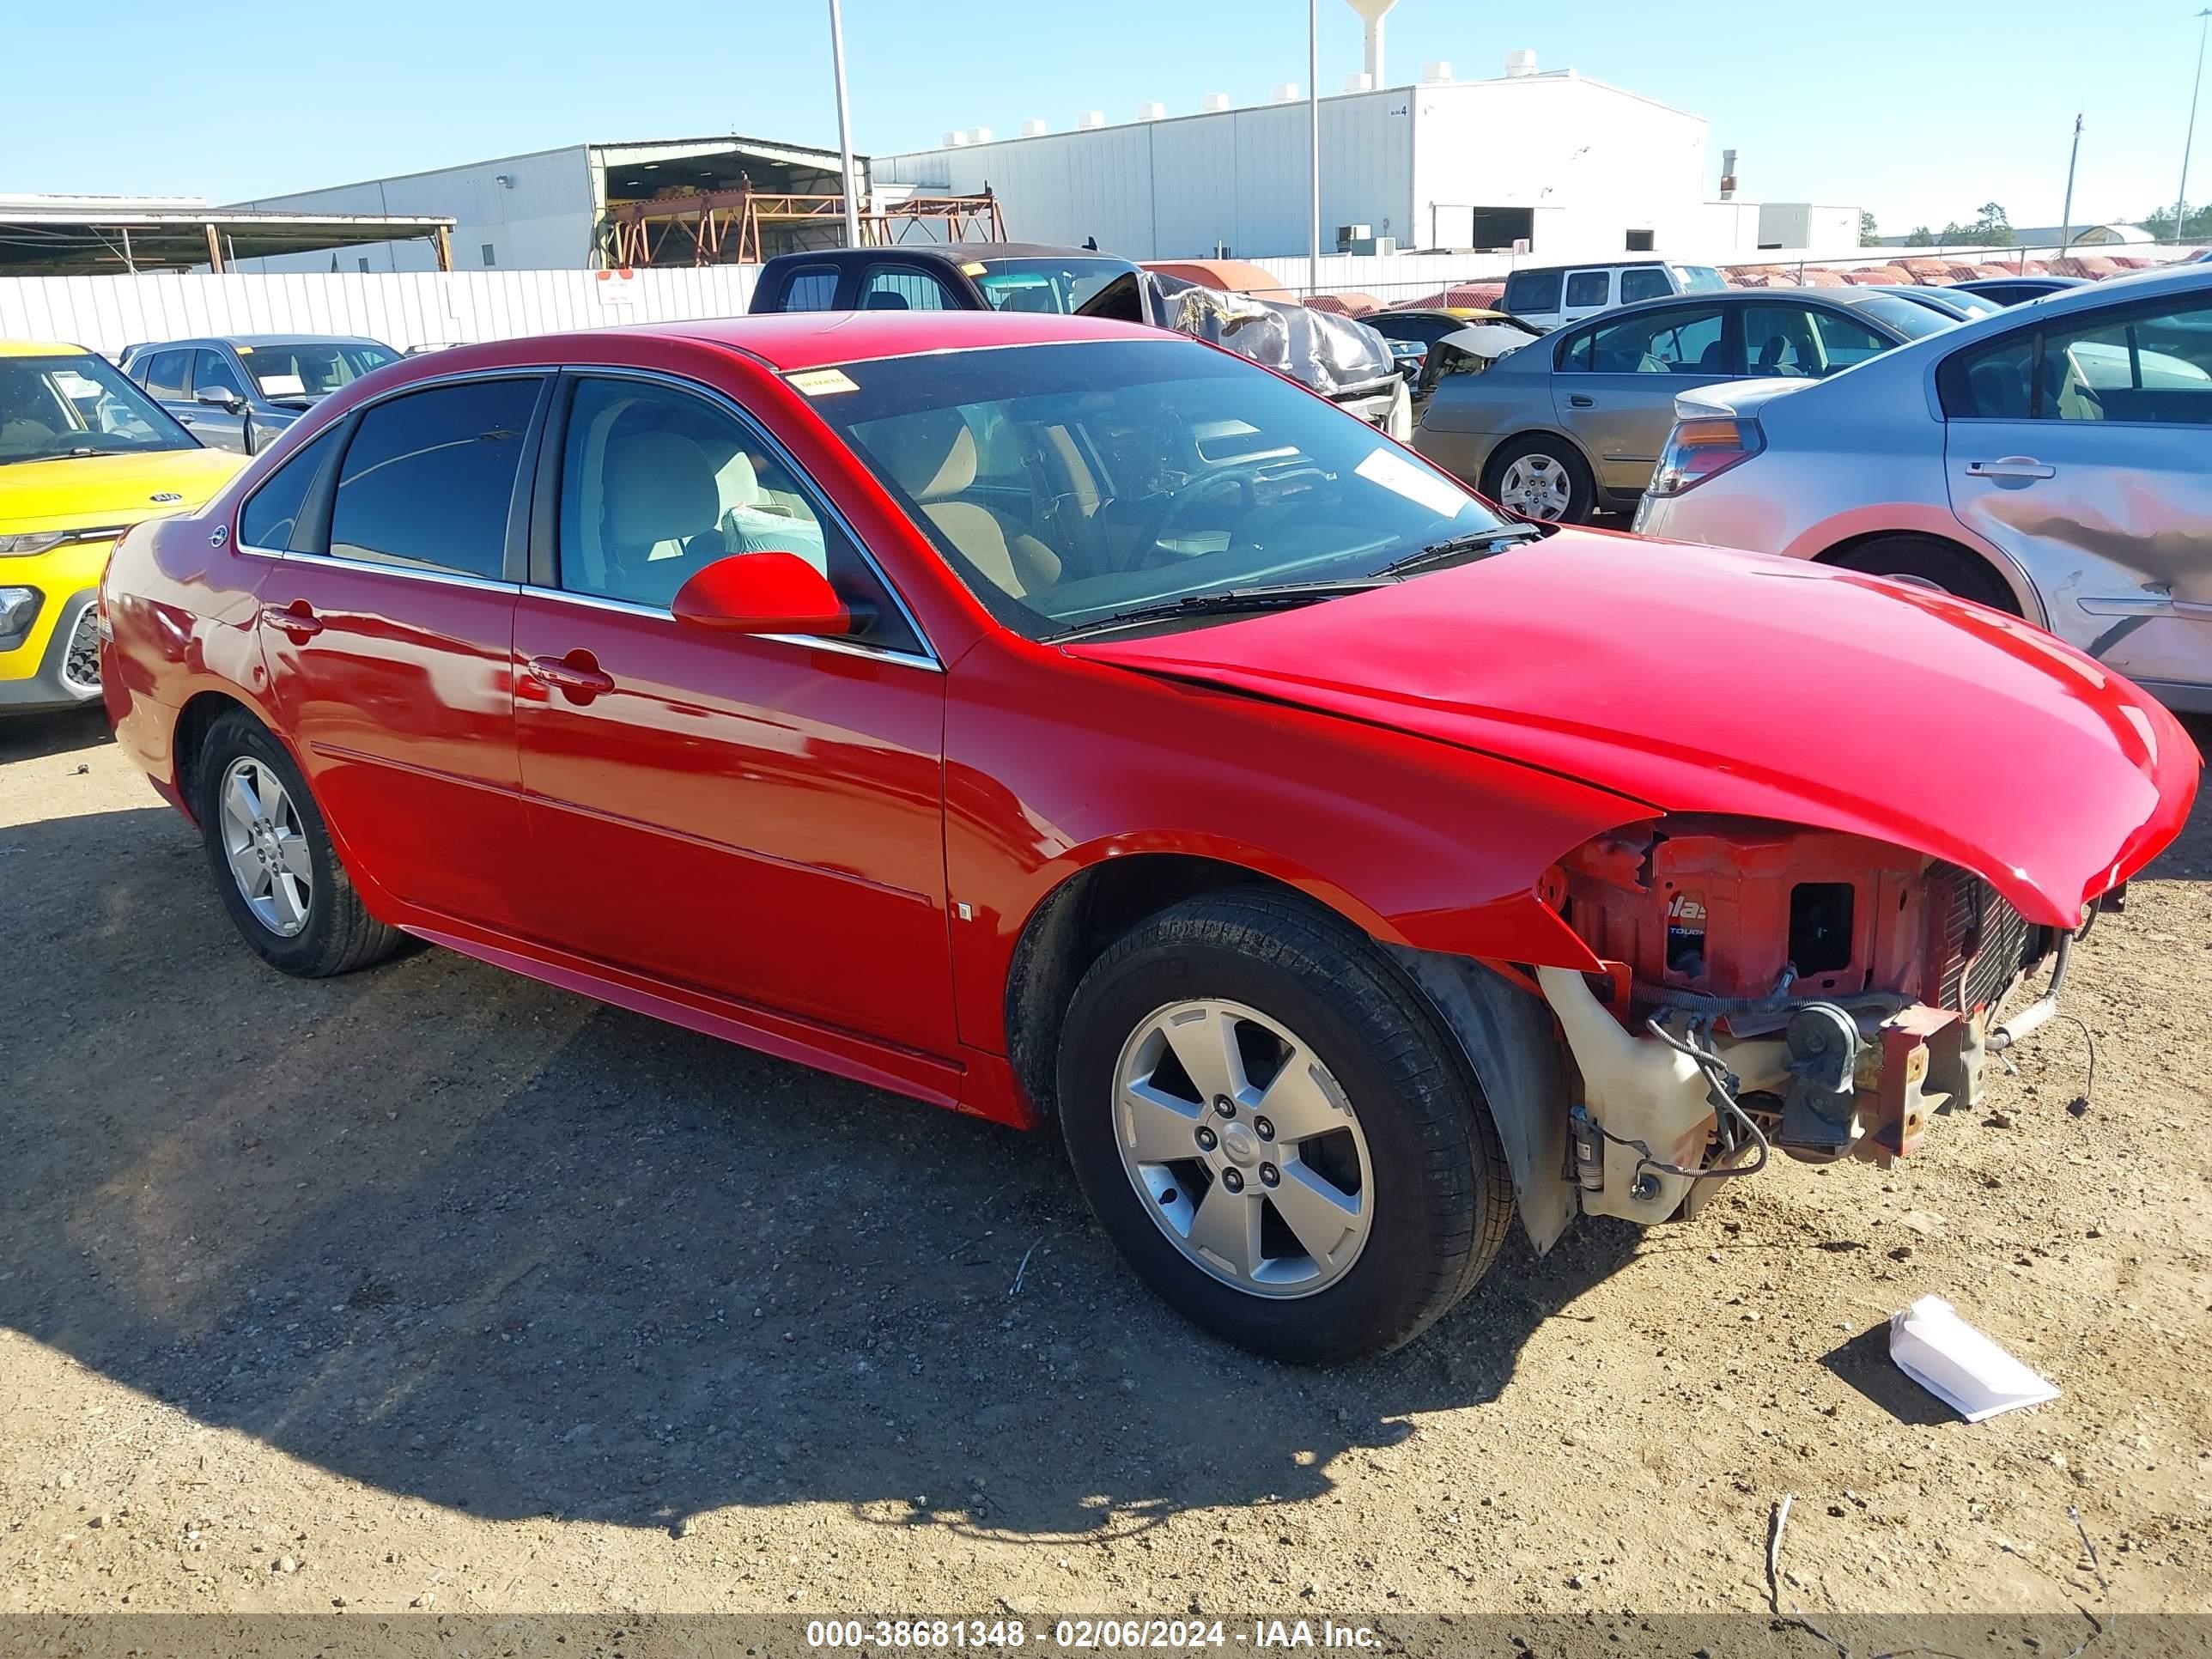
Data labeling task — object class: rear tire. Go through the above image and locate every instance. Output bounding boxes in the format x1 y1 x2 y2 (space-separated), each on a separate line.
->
1482 434 1596 525
1832 535 2021 614
1056 890 1513 1364
195 708 406 979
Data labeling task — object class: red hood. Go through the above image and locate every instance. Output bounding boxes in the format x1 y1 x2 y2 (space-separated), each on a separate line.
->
1067 532 2200 928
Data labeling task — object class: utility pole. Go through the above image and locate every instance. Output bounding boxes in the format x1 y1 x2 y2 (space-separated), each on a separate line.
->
2175 7 2212 244
2059 112 2082 254
828 0 862 247
1307 0 1322 296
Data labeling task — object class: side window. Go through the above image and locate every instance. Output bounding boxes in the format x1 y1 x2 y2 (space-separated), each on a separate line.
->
1504 269 1562 313
556 377 921 653
193 350 247 401
327 378 539 579
860 266 957 311
1742 304 1822 378
1938 331 2039 420
1584 306 1726 374
143 350 190 400
237 426 342 550
1806 309 1893 375
1619 267 1671 305
779 265 841 311
1564 270 1611 309
1555 327 1596 372
2039 297 2212 423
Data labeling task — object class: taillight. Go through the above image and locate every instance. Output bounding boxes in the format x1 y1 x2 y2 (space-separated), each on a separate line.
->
1648 416 1764 497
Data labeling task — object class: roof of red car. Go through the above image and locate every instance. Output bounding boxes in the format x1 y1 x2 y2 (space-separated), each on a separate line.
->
629 309 1159 373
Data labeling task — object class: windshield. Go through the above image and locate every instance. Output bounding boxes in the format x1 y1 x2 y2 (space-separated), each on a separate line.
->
806 337 1512 639
1672 265 1730 294
1847 293 1956 340
240 340 398 399
974 258 1136 315
0 353 196 465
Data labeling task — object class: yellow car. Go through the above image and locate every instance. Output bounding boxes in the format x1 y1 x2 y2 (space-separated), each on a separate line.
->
2 342 244 715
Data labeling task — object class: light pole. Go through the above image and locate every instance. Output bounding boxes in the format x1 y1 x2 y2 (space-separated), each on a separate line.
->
1307 0 1321 296
2175 7 2212 244
828 0 862 247
2059 112 2082 258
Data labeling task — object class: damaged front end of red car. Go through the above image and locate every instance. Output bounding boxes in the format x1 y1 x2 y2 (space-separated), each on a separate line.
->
1522 813 2103 1231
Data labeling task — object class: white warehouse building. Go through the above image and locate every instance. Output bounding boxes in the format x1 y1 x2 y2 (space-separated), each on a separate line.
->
876 52 1856 267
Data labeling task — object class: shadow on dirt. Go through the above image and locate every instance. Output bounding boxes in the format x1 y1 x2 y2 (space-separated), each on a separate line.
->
0 705 111 766
0 801 1639 1540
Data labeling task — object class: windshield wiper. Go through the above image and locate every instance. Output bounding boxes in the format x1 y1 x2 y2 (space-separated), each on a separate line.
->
5 447 105 465
1376 523 1545 577
1052 579 1386 641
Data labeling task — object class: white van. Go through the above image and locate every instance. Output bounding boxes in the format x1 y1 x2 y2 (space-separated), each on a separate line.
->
1499 261 1730 331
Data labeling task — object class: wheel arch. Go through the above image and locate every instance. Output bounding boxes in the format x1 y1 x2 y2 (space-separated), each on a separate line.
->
1808 524 2044 626
1480 424 1601 490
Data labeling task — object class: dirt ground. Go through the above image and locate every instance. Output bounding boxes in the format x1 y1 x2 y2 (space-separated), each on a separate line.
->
3 704 2208 1631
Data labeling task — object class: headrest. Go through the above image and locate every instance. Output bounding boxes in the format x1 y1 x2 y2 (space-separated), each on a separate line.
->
605 431 718 547
874 409 977 500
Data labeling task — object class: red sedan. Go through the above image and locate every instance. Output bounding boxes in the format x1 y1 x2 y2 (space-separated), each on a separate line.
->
101 312 2197 1363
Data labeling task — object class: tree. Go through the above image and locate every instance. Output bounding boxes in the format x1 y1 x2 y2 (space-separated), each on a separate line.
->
1969 202 2014 246
1905 225 1936 246
2142 204 2212 241
1859 210 1881 246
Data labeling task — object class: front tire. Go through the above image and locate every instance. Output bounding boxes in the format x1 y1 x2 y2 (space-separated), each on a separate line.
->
1057 890 1513 1364
195 708 406 978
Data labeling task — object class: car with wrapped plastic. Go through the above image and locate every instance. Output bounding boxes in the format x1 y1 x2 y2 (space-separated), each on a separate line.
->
100 311 2198 1363
749 243 1408 436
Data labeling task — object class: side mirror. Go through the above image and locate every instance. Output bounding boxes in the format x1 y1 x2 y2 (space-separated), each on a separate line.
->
672 552 858 637
196 386 242 411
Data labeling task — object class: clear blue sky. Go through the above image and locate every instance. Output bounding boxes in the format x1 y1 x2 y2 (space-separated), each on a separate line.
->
6 0 2208 234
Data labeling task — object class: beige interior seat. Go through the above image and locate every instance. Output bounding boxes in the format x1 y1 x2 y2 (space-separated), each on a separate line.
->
872 410 1061 599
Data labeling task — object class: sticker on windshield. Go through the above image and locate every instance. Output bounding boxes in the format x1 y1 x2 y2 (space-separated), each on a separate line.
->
787 368 859 397
1354 447 1466 518
52 371 105 400
234 344 254 355
257 373 307 397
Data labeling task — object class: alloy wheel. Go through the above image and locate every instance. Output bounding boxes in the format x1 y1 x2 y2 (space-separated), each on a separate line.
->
1111 999 1373 1298
1498 453 1574 520
219 757 313 938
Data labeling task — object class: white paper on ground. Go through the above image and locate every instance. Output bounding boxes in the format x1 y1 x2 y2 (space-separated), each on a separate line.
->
1888 1294 2060 1423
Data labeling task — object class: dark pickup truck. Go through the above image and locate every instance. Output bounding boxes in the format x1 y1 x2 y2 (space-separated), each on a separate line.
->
748 243 1408 434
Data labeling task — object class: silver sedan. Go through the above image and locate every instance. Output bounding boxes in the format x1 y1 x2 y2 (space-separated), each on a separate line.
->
1636 264 2212 713
1409 288 1949 523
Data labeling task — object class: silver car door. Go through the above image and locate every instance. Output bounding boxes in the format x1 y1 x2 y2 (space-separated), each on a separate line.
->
187 349 252 453
1553 302 1734 495
1942 290 2212 702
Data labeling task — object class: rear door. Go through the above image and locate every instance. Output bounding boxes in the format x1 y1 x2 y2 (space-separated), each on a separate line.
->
1941 290 2212 696
1559 268 1614 325
1553 301 1733 495
255 374 549 927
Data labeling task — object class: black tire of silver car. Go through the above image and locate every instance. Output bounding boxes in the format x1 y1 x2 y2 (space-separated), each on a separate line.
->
195 708 408 979
1832 536 2021 615
1481 435 1596 525
1056 890 1514 1364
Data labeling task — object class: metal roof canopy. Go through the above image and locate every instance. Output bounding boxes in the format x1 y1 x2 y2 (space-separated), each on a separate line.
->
0 205 456 275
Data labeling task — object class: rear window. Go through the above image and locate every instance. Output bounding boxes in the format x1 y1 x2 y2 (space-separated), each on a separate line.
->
1672 265 1729 294
238 426 341 550
326 378 540 580
1503 269 1563 313
778 264 840 311
1848 295 1953 340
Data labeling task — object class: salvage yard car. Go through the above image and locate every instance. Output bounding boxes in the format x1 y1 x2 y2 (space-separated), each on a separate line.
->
100 311 2198 1363
1413 286 1951 521
1636 263 2212 711
124 334 400 454
2 340 240 715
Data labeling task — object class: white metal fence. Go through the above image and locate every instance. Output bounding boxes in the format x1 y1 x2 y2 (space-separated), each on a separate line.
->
0 267 759 359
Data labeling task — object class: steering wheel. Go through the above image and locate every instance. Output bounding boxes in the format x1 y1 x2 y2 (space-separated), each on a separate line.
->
1129 469 1259 568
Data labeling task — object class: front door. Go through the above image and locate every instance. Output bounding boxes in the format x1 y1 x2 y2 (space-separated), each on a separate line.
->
1942 290 2212 696
511 372 955 1054
1553 301 1732 495
187 349 252 453
256 374 547 927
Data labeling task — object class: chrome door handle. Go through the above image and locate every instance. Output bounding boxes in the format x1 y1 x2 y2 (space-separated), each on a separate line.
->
1966 456 2055 481
526 653 616 702
258 601 323 640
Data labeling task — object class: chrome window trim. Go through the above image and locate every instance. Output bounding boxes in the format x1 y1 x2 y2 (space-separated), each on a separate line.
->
281 548 522 595
518 581 942 673
546 363 941 668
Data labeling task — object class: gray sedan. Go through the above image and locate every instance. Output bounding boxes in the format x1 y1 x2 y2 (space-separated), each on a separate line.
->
1636 263 2212 713
121 335 398 454
1411 288 1952 522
